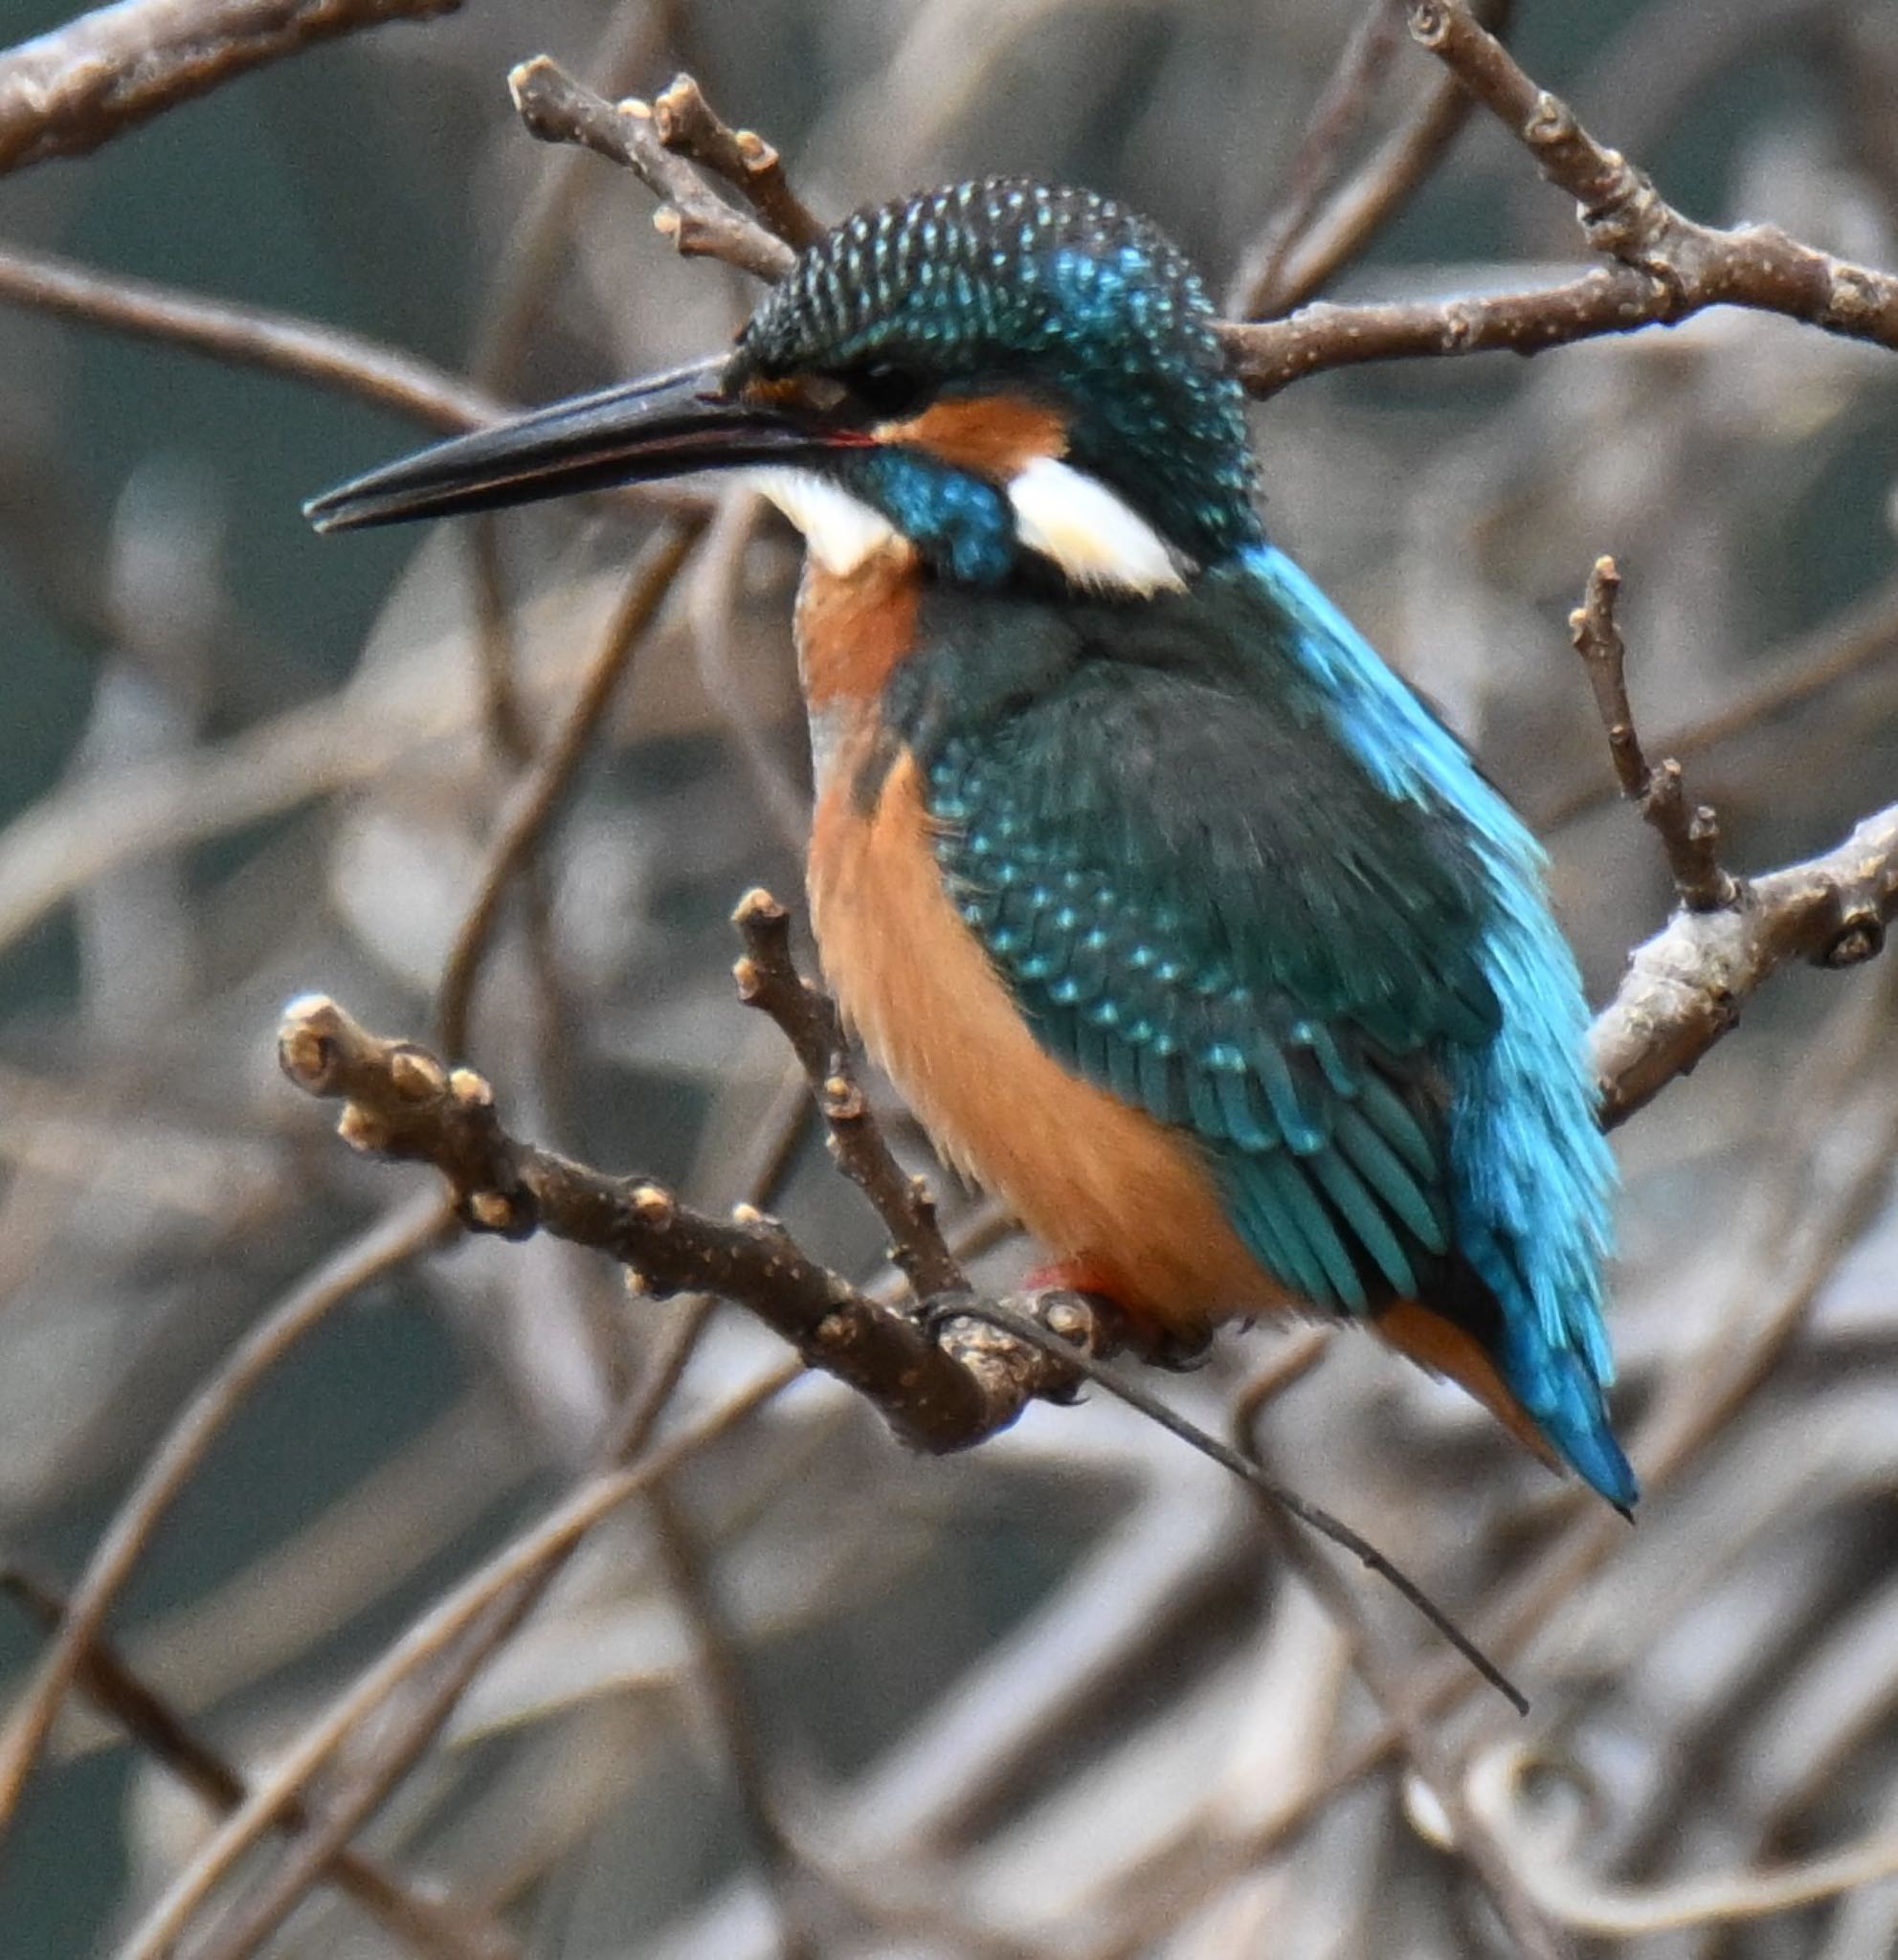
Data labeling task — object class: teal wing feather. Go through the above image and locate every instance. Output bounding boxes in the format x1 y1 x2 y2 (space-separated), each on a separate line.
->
882 557 1631 1507
919 659 1497 1319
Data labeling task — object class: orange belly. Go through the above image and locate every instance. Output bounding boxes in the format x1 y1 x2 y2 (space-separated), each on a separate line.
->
808 740 1291 1336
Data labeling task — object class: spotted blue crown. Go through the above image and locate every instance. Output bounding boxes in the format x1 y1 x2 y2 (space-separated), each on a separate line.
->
730 179 1261 563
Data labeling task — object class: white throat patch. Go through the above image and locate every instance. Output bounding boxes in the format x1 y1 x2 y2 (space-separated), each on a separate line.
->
1007 456 1190 596
752 467 903 576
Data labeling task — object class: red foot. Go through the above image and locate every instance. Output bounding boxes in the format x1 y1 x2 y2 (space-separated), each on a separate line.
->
1023 1258 1123 1303
1021 1261 1211 1370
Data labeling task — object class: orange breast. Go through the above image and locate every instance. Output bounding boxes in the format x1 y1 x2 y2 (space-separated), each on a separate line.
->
808 743 1290 1335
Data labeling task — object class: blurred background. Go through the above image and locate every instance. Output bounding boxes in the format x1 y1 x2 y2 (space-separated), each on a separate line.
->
0 1 1895 1954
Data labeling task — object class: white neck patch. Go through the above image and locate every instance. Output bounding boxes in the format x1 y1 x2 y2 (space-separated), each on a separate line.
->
752 467 903 576
1007 456 1190 596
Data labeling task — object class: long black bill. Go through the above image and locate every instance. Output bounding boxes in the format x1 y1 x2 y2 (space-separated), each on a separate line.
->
305 357 846 534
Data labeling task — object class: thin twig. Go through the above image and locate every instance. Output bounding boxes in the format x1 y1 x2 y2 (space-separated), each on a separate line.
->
935 1300 1527 1716
471 0 683 389
0 1569 517 1960
1407 0 1898 344
507 56 796 282
1219 1 1898 390
1234 0 1513 319
1224 1439 1569 1960
647 1482 819 1960
651 73 826 250
0 239 505 432
0 0 462 176
1224 0 1409 318
0 1194 452 1846
114 1364 805 1960
1569 555 1737 911
1538 571 1898 830
733 887 965 1303
434 520 704 1060
273 987 1515 1702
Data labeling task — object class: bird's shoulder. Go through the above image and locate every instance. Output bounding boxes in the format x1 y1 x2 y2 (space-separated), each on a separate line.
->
886 569 1502 1053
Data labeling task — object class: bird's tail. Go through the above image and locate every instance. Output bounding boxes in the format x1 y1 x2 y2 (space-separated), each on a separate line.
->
1375 1269 1637 1514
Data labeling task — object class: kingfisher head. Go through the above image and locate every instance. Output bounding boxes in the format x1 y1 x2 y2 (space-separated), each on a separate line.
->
308 180 1262 590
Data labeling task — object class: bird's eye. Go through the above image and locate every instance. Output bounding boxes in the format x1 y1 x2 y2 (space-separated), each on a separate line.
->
850 361 931 421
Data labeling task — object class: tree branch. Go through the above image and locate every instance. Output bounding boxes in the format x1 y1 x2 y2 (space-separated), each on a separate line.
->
650 73 826 252
1592 803 1898 1127
0 0 461 177
1405 0 1898 345
732 887 965 1302
0 238 505 433
1569 555 1736 913
506 57 797 282
502 42 1892 411
0 1569 517 1960
275 989 1522 1716
276 993 1088 1453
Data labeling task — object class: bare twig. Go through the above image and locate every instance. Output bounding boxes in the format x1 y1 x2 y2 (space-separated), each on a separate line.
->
1233 0 1513 319
0 0 461 177
1221 1 1897 390
0 1569 517 1960
943 1301 1527 1715
647 1482 818 1960
115 1364 804 1960
651 73 825 251
276 994 1077 1452
1408 0 1898 343
1570 555 1737 911
0 239 504 432
733 888 965 1303
1539 572 1898 831
507 57 796 282
1219 1445 1565 1960
178 1301 719 1960
471 0 683 389
434 520 705 1060
1218 251 1891 397
1224 0 1409 318
1240 72 1482 320
1590 801 1897 1126
273 1001 1524 1737
0 1195 452 1845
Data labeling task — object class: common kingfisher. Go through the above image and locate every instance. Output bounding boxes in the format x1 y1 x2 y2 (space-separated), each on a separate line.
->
308 180 1637 1510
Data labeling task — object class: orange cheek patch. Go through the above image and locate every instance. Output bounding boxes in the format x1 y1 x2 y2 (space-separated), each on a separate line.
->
881 394 1068 477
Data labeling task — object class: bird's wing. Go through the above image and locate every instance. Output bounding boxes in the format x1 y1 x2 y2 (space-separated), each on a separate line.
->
921 658 1501 1317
